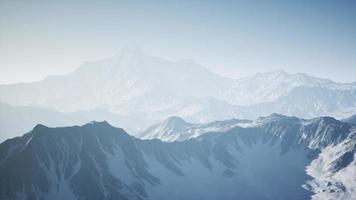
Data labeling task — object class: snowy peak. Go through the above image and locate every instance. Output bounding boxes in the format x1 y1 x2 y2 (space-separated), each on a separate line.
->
249 70 333 86
139 116 194 141
140 116 250 142
140 114 354 148
0 47 355 124
160 116 192 129
1 118 355 200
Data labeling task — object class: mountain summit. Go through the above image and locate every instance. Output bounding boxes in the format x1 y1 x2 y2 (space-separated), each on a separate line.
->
0 117 355 200
0 46 355 130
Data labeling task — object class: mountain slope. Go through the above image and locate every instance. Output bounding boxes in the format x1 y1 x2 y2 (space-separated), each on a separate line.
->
305 132 356 200
0 116 354 200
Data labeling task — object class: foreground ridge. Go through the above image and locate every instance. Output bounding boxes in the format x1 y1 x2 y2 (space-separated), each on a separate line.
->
0 116 355 200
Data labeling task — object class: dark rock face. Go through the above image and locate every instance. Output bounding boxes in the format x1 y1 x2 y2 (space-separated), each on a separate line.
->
328 151 354 173
0 116 354 200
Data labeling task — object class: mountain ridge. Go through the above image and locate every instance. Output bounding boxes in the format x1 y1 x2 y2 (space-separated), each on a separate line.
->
140 113 353 145
0 46 355 140
0 115 355 200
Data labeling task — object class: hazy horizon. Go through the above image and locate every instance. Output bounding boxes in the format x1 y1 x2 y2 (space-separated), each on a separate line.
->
0 43 356 85
0 1 355 199
1 0 356 84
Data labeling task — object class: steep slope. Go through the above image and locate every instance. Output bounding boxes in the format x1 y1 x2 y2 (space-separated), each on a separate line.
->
0 116 354 200
305 132 356 200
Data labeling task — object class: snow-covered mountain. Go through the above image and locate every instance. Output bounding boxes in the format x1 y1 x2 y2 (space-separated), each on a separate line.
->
305 132 356 200
140 114 356 143
139 116 250 142
233 86 356 119
0 115 355 200
0 45 355 127
138 116 194 141
227 70 356 105
0 45 231 113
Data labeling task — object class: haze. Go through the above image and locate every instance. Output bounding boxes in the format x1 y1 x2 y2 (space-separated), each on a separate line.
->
0 0 356 84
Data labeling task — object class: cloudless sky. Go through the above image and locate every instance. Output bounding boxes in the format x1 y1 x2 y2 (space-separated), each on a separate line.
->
0 0 355 84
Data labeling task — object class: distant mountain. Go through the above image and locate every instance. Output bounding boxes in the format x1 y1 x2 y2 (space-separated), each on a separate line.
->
232 86 356 119
138 116 194 141
228 70 356 105
140 113 355 143
139 116 250 142
343 114 356 125
0 45 231 113
0 45 355 128
0 115 354 200
0 102 147 142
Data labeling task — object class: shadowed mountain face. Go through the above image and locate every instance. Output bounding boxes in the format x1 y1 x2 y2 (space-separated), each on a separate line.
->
0 102 148 143
0 115 355 200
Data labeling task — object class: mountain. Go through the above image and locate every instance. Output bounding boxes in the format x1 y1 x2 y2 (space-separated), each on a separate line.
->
140 113 356 143
233 86 356 119
138 116 194 141
0 116 355 200
0 102 147 143
305 132 356 200
139 116 250 142
0 45 231 113
227 70 356 105
343 114 356 125
0 45 355 129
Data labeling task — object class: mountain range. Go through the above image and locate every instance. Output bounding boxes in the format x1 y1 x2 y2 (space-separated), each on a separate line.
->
139 114 356 143
0 114 355 200
0 102 142 142
0 45 355 139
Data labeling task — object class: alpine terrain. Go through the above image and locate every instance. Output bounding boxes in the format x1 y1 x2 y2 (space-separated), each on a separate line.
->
0 114 355 200
0 45 355 141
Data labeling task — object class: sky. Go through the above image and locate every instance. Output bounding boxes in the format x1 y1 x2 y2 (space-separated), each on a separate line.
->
0 0 355 84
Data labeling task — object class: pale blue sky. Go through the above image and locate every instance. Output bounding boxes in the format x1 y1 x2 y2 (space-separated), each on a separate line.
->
0 0 355 83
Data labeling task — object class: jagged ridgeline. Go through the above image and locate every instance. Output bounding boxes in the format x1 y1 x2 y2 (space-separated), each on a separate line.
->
1 46 356 143
0 115 355 200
